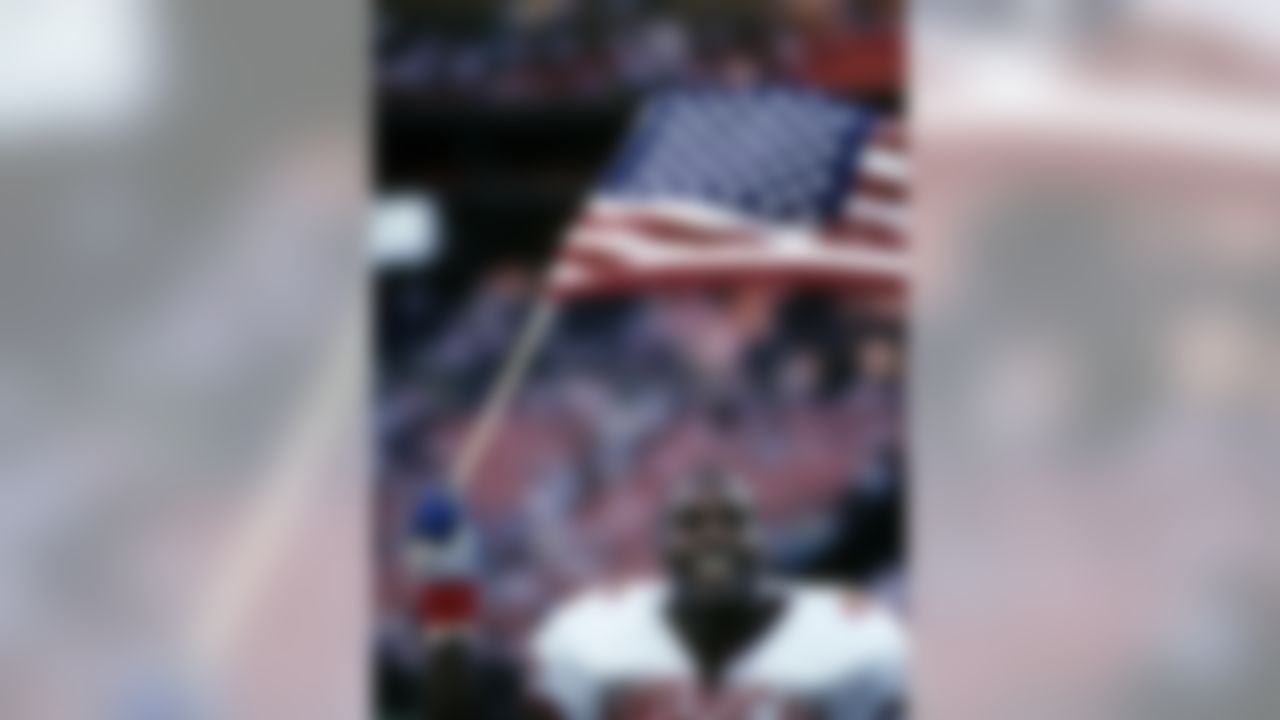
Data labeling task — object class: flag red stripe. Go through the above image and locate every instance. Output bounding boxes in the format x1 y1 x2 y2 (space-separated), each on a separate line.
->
852 175 907 203
872 122 906 151
826 221 905 249
551 263 906 299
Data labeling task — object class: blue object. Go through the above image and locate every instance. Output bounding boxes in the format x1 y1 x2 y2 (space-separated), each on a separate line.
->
601 86 879 223
411 486 463 541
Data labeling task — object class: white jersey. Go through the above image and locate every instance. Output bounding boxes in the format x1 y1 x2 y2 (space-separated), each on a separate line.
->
529 578 908 720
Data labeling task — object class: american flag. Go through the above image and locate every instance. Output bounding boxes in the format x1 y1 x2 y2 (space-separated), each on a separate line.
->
550 87 908 297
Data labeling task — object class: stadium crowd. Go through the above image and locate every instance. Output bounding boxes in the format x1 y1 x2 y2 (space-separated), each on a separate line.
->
378 0 902 101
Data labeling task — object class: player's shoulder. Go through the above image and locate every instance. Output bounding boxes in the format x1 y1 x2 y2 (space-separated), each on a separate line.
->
797 583 905 647
789 583 902 630
763 582 908 681
530 575 665 658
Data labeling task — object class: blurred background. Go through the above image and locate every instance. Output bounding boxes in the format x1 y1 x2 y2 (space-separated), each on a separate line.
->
918 1 1280 719
373 0 906 716
0 0 364 716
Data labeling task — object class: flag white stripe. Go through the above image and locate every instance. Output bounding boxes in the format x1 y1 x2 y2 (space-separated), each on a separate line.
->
586 196 763 232
844 196 906 232
565 227 909 277
862 146 910 184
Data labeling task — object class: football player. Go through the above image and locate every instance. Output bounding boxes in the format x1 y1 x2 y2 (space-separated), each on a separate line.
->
527 466 908 719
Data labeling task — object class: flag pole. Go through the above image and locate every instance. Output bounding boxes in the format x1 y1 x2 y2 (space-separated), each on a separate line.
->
449 294 560 490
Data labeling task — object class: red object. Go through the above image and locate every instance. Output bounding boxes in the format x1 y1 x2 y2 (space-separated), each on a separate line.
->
793 29 903 94
415 580 480 626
